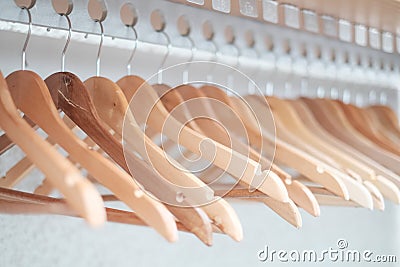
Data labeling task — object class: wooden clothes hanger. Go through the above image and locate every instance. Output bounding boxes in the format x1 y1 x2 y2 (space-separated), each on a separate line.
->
152 82 290 202
3 7 181 241
44 74 215 244
154 83 319 217
199 85 349 201
0 71 106 226
365 105 400 143
244 95 373 209
84 76 243 241
288 99 399 205
117 74 289 202
338 101 400 156
368 105 400 130
79 19 243 242
6 70 181 242
301 97 400 178
268 97 386 209
2 8 216 244
0 187 223 235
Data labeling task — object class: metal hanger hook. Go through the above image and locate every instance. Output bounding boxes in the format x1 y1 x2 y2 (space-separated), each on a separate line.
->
182 35 196 84
96 20 104 77
248 49 261 94
126 26 138 75
21 7 32 71
206 39 219 82
157 31 171 84
231 42 241 71
61 14 72 72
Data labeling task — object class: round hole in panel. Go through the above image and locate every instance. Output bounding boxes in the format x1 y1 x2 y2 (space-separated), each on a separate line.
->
264 35 274 51
355 54 361 66
120 3 138 27
151 10 166 32
331 50 336 62
224 25 235 44
343 51 349 64
88 0 107 22
51 0 73 15
177 15 190 36
299 43 307 57
244 30 255 48
315 46 322 59
14 0 36 9
202 20 214 40
282 39 291 54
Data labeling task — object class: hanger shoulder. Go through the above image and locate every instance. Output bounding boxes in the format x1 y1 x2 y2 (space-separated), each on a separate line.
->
226 93 350 199
0 71 106 226
302 98 400 175
339 102 400 156
186 86 320 216
116 76 289 202
47 75 216 245
86 75 244 241
7 71 178 241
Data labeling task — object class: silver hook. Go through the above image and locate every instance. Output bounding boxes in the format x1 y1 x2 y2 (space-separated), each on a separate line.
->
126 26 138 75
61 14 72 72
95 20 104 77
182 35 196 84
206 39 219 82
227 42 240 91
21 7 32 71
248 49 261 95
157 31 171 84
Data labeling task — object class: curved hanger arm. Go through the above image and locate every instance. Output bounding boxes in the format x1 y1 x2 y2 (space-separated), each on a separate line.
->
0 72 106 226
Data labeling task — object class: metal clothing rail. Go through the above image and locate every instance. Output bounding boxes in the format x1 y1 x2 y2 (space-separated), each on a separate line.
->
0 0 399 111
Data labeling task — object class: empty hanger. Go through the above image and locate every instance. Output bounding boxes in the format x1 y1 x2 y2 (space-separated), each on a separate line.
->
301 97 400 180
364 106 400 144
288 99 398 206
243 95 373 209
0 187 215 234
156 80 319 217
0 71 105 226
149 30 290 205
339 101 400 156
6 5 181 241
81 12 243 242
116 30 289 202
40 7 225 244
199 85 349 200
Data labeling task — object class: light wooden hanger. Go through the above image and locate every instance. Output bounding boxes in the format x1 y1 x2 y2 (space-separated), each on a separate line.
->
289 99 399 205
7 64 181 242
81 15 243 242
3 5 216 244
147 31 289 204
156 83 319 217
117 74 289 201
367 105 400 133
5 7 182 242
0 187 225 235
364 106 400 144
115 30 289 202
338 101 400 156
244 95 373 209
199 85 349 200
41 10 219 243
44 71 216 246
0 71 105 226
301 97 400 179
